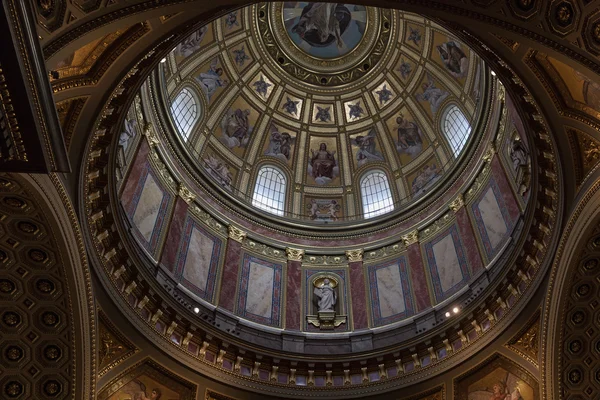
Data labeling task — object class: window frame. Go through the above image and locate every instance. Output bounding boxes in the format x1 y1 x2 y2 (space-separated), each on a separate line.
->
251 165 287 217
170 87 200 141
360 170 394 219
441 104 471 158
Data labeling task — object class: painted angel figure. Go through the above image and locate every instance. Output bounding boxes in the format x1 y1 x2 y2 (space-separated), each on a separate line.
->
415 73 449 115
265 124 295 162
314 278 336 312
196 58 228 101
437 41 468 78
220 108 252 148
352 128 383 167
203 155 233 191
175 26 208 58
468 372 526 400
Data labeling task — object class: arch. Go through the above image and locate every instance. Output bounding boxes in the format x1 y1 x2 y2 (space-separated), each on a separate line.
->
360 170 394 218
252 165 287 216
441 104 471 157
170 87 199 141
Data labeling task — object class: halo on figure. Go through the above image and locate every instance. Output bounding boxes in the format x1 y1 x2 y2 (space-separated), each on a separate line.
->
313 275 339 288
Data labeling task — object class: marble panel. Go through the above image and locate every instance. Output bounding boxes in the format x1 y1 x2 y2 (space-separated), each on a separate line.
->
349 261 368 329
159 198 188 272
368 257 414 326
237 254 283 327
472 178 512 260
424 224 470 302
285 260 302 330
128 165 171 254
455 207 483 274
120 139 150 212
406 244 431 312
218 240 241 311
175 216 222 302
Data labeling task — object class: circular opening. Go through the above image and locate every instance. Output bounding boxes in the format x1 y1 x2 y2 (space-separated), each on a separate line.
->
277 57 285 64
384 21 390 29
259 10 265 18
320 77 327 84
363 63 370 70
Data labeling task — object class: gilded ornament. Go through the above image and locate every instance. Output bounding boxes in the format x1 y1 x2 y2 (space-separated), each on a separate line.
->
345 249 363 262
482 143 496 163
142 122 159 147
449 195 465 212
178 184 196 204
593 22 600 44
228 225 246 243
285 247 304 261
401 230 419 246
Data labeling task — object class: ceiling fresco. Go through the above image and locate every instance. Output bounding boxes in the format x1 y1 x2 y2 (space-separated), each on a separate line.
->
162 3 486 220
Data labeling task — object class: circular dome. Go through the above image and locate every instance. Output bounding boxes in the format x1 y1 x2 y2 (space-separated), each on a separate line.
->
159 3 486 223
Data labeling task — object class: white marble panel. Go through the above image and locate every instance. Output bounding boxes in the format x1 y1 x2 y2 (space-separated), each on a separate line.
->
478 187 507 250
132 174 163 241
245 261 274 318
183 227 215 292
376 263 405 318
432 234 463 293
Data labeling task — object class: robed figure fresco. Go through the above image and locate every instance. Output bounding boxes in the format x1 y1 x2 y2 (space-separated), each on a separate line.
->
437 41 468 78
395 114 423 157
308 143 338 185
314 279 336 312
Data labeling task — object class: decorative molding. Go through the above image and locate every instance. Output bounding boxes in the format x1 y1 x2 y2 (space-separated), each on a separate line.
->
401 230 419 246
228 225 246 243
345 249 363 262
506 309 540 368
286 247 304 262
178 183 196 204
98 309 138 376
449 194 465 212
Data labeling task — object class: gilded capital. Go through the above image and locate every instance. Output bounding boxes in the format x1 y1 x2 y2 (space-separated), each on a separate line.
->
401 230 419 246
482 143 496 163
449 194 465 212
286 247 304 261
228 225 246 243
345 249 363 262
143 123 159 147
178 184 196 204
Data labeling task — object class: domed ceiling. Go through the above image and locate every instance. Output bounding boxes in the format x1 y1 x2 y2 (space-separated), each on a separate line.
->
161 3 485 221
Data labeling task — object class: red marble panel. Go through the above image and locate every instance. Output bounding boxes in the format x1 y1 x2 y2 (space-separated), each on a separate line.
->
455 207 483 275
407 244 431 312
349 261 368 330
491 157 520 221
218 239 242 311
120 139 150 212
285 260 302 330
159 197 189 272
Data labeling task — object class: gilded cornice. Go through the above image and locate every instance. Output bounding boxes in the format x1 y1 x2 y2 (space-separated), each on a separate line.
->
345 249 363 262
228 225 246 243
286 247 304 262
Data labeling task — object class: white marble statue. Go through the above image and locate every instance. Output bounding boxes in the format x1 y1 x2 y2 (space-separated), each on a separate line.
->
314 279 337 312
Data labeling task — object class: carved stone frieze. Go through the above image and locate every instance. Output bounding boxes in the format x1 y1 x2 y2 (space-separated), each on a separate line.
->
285 247 304 262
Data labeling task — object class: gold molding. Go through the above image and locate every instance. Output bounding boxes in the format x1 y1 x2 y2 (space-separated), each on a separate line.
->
345 249 364 262
286 247 304 261
401 230 419 246
178 183 196 204
449 194 465 212
228 225 247 243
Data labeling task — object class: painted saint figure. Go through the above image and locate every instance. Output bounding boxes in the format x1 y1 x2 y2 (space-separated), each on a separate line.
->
265 125 294 161
119 118 137 150
308 143 338 184
196 58 228 101
411 163 440 197
220 108 252 148
416 73 450 115
175 26 208 58
395 114 423 157
314 278 336 312
437 41 468 78
203 154 233 191
352 129 384 167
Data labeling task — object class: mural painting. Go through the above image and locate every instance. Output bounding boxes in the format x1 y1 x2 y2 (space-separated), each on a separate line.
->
216 96 258 157
280 94 303 119
307 137 340 185
407 155 441 198
312 102 335 124
305 197 343 221
229 42 253 71
194 57 228 104
263 123 297 164
344 99 367 122
283 2 368 58
222 10 243 34
394 56 415 83
100 360 195 400
201 148 236 191
415 73 450 117
455 354 538 400
349 128 384 168
373 82 394 107
387 110 428 164
404 23 423 50
432 32 469 80
173 24 214 62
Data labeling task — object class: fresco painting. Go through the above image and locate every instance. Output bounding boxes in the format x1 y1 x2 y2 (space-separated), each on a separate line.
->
173 23 215 63
283 2 368 59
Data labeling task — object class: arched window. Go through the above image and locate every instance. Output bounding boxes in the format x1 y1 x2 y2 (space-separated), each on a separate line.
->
360 171 394 218
252 166 286 216
170 88 198 141
442 105 471 157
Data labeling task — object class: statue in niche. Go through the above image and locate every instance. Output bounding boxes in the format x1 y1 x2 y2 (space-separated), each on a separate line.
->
307 276 346 330
509 135 530 196
314 278 337 312
119 118 137 151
